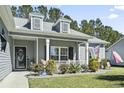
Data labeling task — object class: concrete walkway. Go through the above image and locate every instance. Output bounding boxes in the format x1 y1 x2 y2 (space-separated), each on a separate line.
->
0 71 29 88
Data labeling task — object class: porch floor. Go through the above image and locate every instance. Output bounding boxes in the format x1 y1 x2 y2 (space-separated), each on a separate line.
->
0 71 29 88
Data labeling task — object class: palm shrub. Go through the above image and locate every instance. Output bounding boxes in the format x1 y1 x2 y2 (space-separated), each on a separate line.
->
46 60 57 75
59 64 69 74
81 64 89 72
89 59 100 72
68 63 81 73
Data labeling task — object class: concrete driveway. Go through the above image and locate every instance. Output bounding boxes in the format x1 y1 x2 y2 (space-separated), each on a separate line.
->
0 71 29 88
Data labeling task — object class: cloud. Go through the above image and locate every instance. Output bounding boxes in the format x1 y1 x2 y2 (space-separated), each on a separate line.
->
108 13 119 19
109 8 115 12
114 5 124 10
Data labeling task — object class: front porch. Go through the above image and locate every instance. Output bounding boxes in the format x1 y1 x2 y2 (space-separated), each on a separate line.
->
10 35 89 71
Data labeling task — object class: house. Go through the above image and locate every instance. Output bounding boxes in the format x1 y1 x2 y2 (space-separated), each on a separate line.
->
0 6 108 80
106 37 124 66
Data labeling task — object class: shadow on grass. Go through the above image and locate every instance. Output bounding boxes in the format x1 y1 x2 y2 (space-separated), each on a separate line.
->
97 75 124 81
97 75 124 87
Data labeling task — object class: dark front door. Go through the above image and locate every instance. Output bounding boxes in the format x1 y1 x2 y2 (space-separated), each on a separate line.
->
15 47 26 69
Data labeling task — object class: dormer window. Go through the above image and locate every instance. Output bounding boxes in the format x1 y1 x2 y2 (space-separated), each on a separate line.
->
62 22 68 33
29 13 44 31
53 18 71 33
32 17 41 30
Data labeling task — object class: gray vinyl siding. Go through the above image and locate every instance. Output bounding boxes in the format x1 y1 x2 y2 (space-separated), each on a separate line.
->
54 22 60 32
0 18 12 80
106 39 124 66
38 39 45 61
79 46 86 64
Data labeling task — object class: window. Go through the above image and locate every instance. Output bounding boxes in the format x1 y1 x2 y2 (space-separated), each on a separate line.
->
60 48 68 60
50 46 68 61
62 22 68 32
33 18 41 30
50 47 59 60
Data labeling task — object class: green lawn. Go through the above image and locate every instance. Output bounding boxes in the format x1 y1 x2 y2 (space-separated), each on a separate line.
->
28 67 124 88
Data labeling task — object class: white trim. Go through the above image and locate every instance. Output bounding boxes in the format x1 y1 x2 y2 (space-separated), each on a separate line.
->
13 44 27 71
9 34 85 42
85 42 89 65
46 38 50 61
36 38 39 64
12 39 14 70
73 46 76 60
50 46 69 62
78 43 80 60
53 18 71 26
62 22 69 33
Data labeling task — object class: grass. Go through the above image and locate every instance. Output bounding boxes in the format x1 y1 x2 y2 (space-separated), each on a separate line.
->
28 67 124 88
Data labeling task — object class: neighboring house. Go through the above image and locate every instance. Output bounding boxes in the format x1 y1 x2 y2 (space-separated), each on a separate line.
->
0 6 108 80
106 37 124 66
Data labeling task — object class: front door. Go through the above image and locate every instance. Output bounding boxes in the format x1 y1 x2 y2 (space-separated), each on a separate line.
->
15 47 26 70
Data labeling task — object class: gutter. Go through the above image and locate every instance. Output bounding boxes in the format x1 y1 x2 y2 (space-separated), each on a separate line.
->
9 28 92 41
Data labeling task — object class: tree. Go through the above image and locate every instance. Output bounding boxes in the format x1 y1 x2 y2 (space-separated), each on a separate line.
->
18 5 33 18
89 19 95 35
11 6 17 16
37 5 48 21
48 7 64 22
64 15 72 20
64 15 79 30
80 20 92 35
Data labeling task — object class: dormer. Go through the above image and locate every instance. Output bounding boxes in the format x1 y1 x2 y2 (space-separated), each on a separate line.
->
53 18 71 33
29 12 44 31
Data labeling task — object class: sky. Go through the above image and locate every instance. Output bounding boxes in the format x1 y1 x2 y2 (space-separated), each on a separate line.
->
46 5 124 34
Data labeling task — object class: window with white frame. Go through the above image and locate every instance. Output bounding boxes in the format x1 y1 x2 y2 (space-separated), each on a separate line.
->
32 17 41 30
60 48 68 60
50 46 59 60
62 22 68 33
50 46 68 61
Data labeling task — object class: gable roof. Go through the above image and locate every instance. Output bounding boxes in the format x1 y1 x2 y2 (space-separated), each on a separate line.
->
107 37 124 50
0 6 15 31
13 17 108 44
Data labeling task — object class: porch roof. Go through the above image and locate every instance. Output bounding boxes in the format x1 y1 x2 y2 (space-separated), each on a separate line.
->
9 29 90 42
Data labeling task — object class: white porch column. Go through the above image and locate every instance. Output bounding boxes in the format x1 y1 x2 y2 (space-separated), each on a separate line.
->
36 38 38 64
78 43 80 61
46 38 50 61
85 42 89 65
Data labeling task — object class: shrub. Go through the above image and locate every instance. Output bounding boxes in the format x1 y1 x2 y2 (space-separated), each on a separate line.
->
89 59 100 72
68 63 81 73
32 64 43 73
100 59 111 69
100 59 108 69
59 64 69 74
81 64 89 72
46 60 57 75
